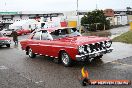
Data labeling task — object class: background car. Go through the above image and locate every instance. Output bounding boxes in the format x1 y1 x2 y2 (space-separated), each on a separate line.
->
0 32 11 47
0 28 31 36
16 29 31 35
0 28 13 36
20 27 113 66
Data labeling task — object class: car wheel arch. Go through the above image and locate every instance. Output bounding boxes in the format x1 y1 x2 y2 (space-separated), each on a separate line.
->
58 50 67 58
26 46 30 55
58 50 72 59
59 50 73 67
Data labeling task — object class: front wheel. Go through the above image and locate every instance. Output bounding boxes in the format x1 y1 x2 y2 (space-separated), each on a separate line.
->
94 55 103 59
6 44 10 47
61 51 72 67
28 48 36 58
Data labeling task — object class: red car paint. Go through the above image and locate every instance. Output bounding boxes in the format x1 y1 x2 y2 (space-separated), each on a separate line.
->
20 27 113 62
16 29 31 35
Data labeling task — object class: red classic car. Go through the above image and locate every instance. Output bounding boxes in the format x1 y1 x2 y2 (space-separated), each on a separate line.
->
0 32 11 47
16 29 31 35
20 27 113 66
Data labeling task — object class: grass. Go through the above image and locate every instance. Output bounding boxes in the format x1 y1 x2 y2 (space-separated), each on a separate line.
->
112 31 132 44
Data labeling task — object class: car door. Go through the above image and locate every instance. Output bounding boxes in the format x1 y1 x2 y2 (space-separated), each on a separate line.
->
38 30 54 56
30 31 42 54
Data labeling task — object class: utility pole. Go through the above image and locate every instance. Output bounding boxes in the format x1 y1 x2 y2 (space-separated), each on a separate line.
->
77 0 80 32
5 0 7 12
96 3 98 10
96 0 98 10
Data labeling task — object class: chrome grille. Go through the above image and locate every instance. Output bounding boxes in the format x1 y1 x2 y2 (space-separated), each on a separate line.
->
84 41 106 53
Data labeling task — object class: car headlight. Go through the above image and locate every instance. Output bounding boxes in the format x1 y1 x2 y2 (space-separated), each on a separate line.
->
87 45 91 53
105 41 112 48
78 45 85 54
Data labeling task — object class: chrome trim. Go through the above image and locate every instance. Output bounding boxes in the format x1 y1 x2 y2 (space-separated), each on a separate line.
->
76 47 113 61
30 44 75 48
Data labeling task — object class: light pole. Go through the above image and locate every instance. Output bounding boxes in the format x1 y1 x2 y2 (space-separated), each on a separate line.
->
76 0 80 32
77 0 78 13
4 0 7 12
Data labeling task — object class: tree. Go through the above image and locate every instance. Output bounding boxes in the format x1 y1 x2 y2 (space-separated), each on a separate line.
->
126 7 132 10
81 10 110 31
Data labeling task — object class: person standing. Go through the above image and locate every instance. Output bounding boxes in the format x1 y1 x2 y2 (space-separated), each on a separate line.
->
11 30 18 45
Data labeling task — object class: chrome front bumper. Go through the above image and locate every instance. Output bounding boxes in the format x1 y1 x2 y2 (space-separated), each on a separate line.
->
76 48 113 61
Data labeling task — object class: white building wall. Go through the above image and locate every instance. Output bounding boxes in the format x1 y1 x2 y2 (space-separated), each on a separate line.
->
121 16 127 25
114 17 117 25
114 15 127 25
22 15 29 20
13 15 21 21
63 11 77 16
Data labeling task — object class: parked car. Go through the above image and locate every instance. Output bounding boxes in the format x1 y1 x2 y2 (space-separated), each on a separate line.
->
16 29 31 35
20 27 113 66
1 28 31 36
1 28 13 36
0 32 11 47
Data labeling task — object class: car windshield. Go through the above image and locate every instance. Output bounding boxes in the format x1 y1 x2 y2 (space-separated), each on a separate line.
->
50 28 81 39
0 33 3 37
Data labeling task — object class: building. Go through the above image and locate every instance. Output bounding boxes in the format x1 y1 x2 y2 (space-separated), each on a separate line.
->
104 9 132 26
114 9 132 25
104 9 115 26
0 11 63 30
0 9 132 30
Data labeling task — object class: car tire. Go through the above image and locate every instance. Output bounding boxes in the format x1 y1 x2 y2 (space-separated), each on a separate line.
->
94 55 103 59
6 44 10 47
28 48 36 58
61 51 72 67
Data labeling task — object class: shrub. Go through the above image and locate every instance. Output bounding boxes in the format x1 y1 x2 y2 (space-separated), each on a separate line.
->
81 10 110 31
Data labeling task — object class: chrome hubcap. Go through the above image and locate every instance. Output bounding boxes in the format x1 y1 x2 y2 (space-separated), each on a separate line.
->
29 49 32 57
62 53 69 65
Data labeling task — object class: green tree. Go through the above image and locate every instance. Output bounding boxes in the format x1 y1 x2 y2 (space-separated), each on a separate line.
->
81 10 110 31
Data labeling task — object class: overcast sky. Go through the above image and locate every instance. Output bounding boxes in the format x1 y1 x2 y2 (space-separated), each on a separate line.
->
0 0 132 11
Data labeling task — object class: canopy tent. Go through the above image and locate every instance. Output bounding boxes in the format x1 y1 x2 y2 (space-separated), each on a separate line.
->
9 19 39 29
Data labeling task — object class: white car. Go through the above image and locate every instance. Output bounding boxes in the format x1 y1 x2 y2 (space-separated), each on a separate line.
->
0 29 13 36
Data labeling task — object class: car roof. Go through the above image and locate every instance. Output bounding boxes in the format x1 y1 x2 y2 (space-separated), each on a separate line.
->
39 27 76 33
